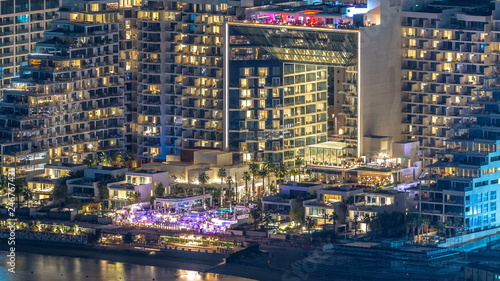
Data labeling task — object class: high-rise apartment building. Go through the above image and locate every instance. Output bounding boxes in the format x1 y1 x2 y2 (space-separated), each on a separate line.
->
401 0 495 165
226 24 331 165
0 0 60 87
135 0 228 161
0 0 124 177
118 0 141 153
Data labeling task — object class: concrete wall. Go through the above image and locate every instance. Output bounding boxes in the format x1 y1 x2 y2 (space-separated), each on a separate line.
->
359 0 403 157
193 150 233 166
84 166 127 180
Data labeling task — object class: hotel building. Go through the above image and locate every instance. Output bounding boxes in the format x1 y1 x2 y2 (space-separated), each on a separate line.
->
400 0 496 166
135 0 229 161
0 0 125 177
408 26 500 232
0 0 60 88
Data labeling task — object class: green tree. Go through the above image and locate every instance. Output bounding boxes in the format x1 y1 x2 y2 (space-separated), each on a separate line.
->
405 213 419 239
13 179 27 209
82 155 97 168
322 213 329 228
111 150 123 165
249 205 262 229
153 182 165 198
363 214 372 233
436 221 445 237
249 163 259 199
295 158 304 182
289 168 298 182
328 212 339 234
97 177 112 210
305 217 315 241
123 150 138 169
262 212 274 233
97 152 111 166
126 191 141 204
52 182 68 211
22 187 33 208
290 205 305 225
339 200 349 223
275 164 288 184
263 159 275 190
258 169 268 196
225 176 234 203
353 214 360 237
242 172 251 202
217 168 227 185
198 172 209 209
0 175 9 191
150 182 165 206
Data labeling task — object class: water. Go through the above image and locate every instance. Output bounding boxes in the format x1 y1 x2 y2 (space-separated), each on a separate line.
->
0 252 254 281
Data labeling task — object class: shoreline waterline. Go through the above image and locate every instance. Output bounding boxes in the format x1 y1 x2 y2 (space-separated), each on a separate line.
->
0 240 269 280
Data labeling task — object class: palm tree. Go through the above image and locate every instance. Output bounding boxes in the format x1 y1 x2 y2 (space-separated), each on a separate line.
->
405 213 419 240
262 212 274 234
258 169 268 196
13 179 26 209
436 221 445 237
444 219 453 238
339 200 349 223
225 176 234 203
249 163 259 199
322 213 329 229
242 172 251 203
110 150 123 166
305 217 315 242
275 164 288 184
217 168 227 185
52 182 68 211
329 212 339 234
22 187 33 208
250 206 262 229
363 214 371 233
97 178 110 211
422 216 431 236
289 168 298 182
295 157 304 182
263 159 275 188
353 214 359 237
198 172 209 209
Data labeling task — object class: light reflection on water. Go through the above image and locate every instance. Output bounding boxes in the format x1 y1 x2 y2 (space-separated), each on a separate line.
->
0 252 254 281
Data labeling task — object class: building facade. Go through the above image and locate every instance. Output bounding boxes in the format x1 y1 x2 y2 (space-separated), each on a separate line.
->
400 0 495 165
0 0 125 177
0 0 60 87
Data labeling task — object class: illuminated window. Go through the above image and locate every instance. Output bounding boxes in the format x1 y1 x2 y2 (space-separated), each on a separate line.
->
240 78 248 88
240 100 252 109
258 141 265 149
243 68 252 76
258 67 268 76
241 89 251 98
258 78 265 87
